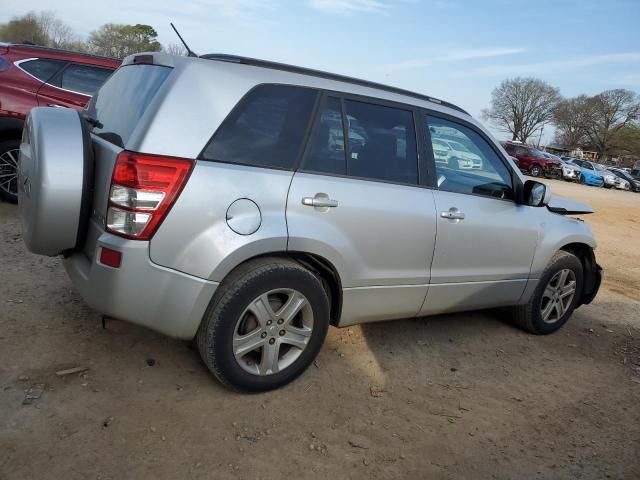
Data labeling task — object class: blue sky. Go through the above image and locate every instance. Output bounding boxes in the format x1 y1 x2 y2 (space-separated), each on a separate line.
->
3 0 640 141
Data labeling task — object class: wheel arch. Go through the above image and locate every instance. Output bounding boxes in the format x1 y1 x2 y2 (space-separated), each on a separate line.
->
558 242 601 307
213 251 344 327
0 117 25 144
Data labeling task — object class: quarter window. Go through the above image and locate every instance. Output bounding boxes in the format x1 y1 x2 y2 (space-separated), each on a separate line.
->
427 115 513 200
19 59 65 83
302 97 418 185
60 64 113 95
201 85 317 170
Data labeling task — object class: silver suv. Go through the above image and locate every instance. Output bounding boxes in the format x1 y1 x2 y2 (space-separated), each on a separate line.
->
18 52 602 392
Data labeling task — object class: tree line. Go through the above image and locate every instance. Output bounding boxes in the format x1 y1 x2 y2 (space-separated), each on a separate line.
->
483 77 640 161
0 11 186 59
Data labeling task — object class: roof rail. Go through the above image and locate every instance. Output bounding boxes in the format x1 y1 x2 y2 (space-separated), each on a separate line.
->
200 53 469 115
1 42 118 62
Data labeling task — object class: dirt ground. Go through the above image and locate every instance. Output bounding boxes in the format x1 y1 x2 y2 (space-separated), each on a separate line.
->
1 179 639 480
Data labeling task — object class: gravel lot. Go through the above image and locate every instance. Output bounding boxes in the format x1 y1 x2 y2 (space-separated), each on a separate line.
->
1 179 639 479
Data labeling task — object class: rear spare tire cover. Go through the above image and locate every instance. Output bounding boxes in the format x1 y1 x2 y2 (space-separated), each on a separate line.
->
18 107 92 256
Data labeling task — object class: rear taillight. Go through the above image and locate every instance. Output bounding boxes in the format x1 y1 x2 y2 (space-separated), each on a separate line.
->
106 151 194 240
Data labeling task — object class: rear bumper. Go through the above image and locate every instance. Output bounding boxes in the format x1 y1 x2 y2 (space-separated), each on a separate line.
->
64 232 218 339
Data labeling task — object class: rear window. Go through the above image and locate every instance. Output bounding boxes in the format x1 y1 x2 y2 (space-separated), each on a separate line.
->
59 64 113 95
200 84 317 170
18 58 66 82
86 64 171 147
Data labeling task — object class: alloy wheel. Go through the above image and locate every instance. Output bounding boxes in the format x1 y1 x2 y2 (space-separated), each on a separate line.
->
540 269 576 324
233 288 314 376
0 148 19 198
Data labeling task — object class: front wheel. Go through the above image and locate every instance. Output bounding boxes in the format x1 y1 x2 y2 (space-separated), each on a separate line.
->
529 165 543 177
511 251 583 335
197 258 330 393
578 175 585 185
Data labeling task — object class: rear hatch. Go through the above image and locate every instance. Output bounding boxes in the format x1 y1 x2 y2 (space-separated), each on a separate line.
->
82 63 172 260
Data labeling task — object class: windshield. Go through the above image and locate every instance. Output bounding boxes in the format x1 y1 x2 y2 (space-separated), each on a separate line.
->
593 163 606 171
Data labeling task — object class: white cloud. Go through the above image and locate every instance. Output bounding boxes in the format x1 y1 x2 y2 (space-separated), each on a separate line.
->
619 73 640 86
308 0 414 15
376 47 525 72
435 48 526 62
469 52 640 77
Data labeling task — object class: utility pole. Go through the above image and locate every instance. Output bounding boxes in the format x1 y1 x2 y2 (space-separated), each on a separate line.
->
537 124 544 149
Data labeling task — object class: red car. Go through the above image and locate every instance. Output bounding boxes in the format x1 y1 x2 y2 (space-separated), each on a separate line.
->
0 43 120 202
503 142 562 179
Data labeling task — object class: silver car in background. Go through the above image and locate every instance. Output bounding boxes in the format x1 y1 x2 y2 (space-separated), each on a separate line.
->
18 52 602 392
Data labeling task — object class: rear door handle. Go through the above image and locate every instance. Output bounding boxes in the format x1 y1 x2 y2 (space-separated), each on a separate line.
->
440 208 465 220
302 196 338 208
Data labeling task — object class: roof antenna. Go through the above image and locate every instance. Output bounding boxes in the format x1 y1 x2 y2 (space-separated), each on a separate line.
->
170 23 198 57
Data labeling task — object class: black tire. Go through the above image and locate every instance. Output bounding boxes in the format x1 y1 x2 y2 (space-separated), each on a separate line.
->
0 139 20 204
578 175 585 185
196 257 330 393
511 251 583 335
529 165 543 177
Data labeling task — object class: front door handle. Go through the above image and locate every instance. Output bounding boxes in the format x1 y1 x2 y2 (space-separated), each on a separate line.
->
440 208 465 220
302 196 338 208
47 104 67 108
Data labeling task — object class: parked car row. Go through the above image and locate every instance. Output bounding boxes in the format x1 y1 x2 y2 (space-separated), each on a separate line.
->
0 43 120 203
562 157 640 192
502 141 639 193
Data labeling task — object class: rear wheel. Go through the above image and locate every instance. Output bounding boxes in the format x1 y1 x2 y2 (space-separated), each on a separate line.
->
197 258 330 393
511 251 583 335
0 140 20 203
529 165 543 177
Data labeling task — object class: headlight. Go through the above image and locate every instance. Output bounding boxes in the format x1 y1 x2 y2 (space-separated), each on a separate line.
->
605 174 615 182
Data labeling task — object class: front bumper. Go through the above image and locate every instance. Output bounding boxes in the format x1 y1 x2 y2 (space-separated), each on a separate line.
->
64 231 218 339
562 168 579 180
544 164 563 178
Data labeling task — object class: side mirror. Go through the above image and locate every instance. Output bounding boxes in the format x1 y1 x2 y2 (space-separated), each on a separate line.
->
523 180 550 207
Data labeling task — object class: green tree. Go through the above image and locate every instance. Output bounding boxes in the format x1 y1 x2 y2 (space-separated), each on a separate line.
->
0 11 49 45
88 23 162 58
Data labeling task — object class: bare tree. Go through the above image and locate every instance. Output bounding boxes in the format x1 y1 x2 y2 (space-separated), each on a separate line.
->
164 42 187 56
584 89 640 158
38 11 77 48
482 77 561 142
553 95 591 148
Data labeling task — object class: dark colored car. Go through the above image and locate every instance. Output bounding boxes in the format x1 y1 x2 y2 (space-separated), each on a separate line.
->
503 142 562 178
0 43 120 202
610 168 640 192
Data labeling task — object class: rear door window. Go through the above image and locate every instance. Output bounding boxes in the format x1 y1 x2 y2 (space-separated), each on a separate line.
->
86 64 172 147
303 96 346 175
18 59 66 83
201 85 318 170
302 96 418 185
59 64 114 95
